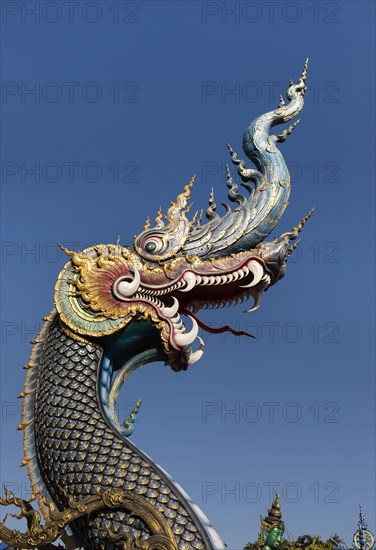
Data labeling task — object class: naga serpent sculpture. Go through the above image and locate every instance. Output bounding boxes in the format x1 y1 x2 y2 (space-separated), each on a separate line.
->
0 61 312 550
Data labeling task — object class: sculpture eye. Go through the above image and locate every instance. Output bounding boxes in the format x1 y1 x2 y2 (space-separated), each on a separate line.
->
134 233 171 260
145 241 157 253
143 237 163 254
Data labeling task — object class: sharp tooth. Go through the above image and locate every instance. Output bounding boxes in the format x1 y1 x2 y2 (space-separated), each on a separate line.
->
174 317 185 333
242 267 249 276
226 274 234 282
114 266 141 299
244 291 263 313
201 276 209 285
221 275 227 284
188 337 205 365
232 272 240 281
175 317 199 347
160 297 179 318
240 260 264 289
215 276 222 285
195 275 202 284
208 276 216 284
180 272 196 292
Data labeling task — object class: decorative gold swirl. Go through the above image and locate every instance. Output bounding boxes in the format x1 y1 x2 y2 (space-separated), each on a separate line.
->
55 245 170 344
0 488 178 550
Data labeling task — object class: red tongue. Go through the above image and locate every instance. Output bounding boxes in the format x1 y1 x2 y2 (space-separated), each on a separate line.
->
179 307 255 339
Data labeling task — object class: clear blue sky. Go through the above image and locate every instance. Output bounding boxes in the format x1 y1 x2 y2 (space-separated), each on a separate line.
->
1 1 375 548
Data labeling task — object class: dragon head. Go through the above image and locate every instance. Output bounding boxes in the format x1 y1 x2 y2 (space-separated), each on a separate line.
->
55 61 312 373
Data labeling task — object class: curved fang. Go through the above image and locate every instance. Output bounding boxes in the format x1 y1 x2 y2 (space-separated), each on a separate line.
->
180 272 196 293
244 291 263 313
113 266 141 299
175 317 199 347
160 297 179 318
240 261 264 289
188 337 205 365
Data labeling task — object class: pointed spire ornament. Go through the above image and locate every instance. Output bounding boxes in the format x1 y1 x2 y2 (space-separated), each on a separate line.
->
206 188 218 220
264 492 284 529
257 493 285 550
143 216 151 231
154 207 165 228
166 175 195 222
353 505 375 550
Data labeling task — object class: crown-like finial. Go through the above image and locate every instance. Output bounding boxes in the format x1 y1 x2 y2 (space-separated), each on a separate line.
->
265 492 283 527
257 493 285 549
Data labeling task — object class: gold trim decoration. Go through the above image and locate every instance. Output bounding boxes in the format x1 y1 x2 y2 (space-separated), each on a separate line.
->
55 244 149 338
0 488 178 550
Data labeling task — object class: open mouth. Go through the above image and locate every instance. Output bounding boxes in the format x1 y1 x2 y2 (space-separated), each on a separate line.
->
100 260 273 437
113 258 272 366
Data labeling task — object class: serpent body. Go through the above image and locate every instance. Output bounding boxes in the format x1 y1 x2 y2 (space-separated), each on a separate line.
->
15 62 311 549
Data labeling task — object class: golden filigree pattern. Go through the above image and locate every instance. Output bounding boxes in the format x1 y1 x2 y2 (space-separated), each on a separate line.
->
0 488 178 550
54 245 170 345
